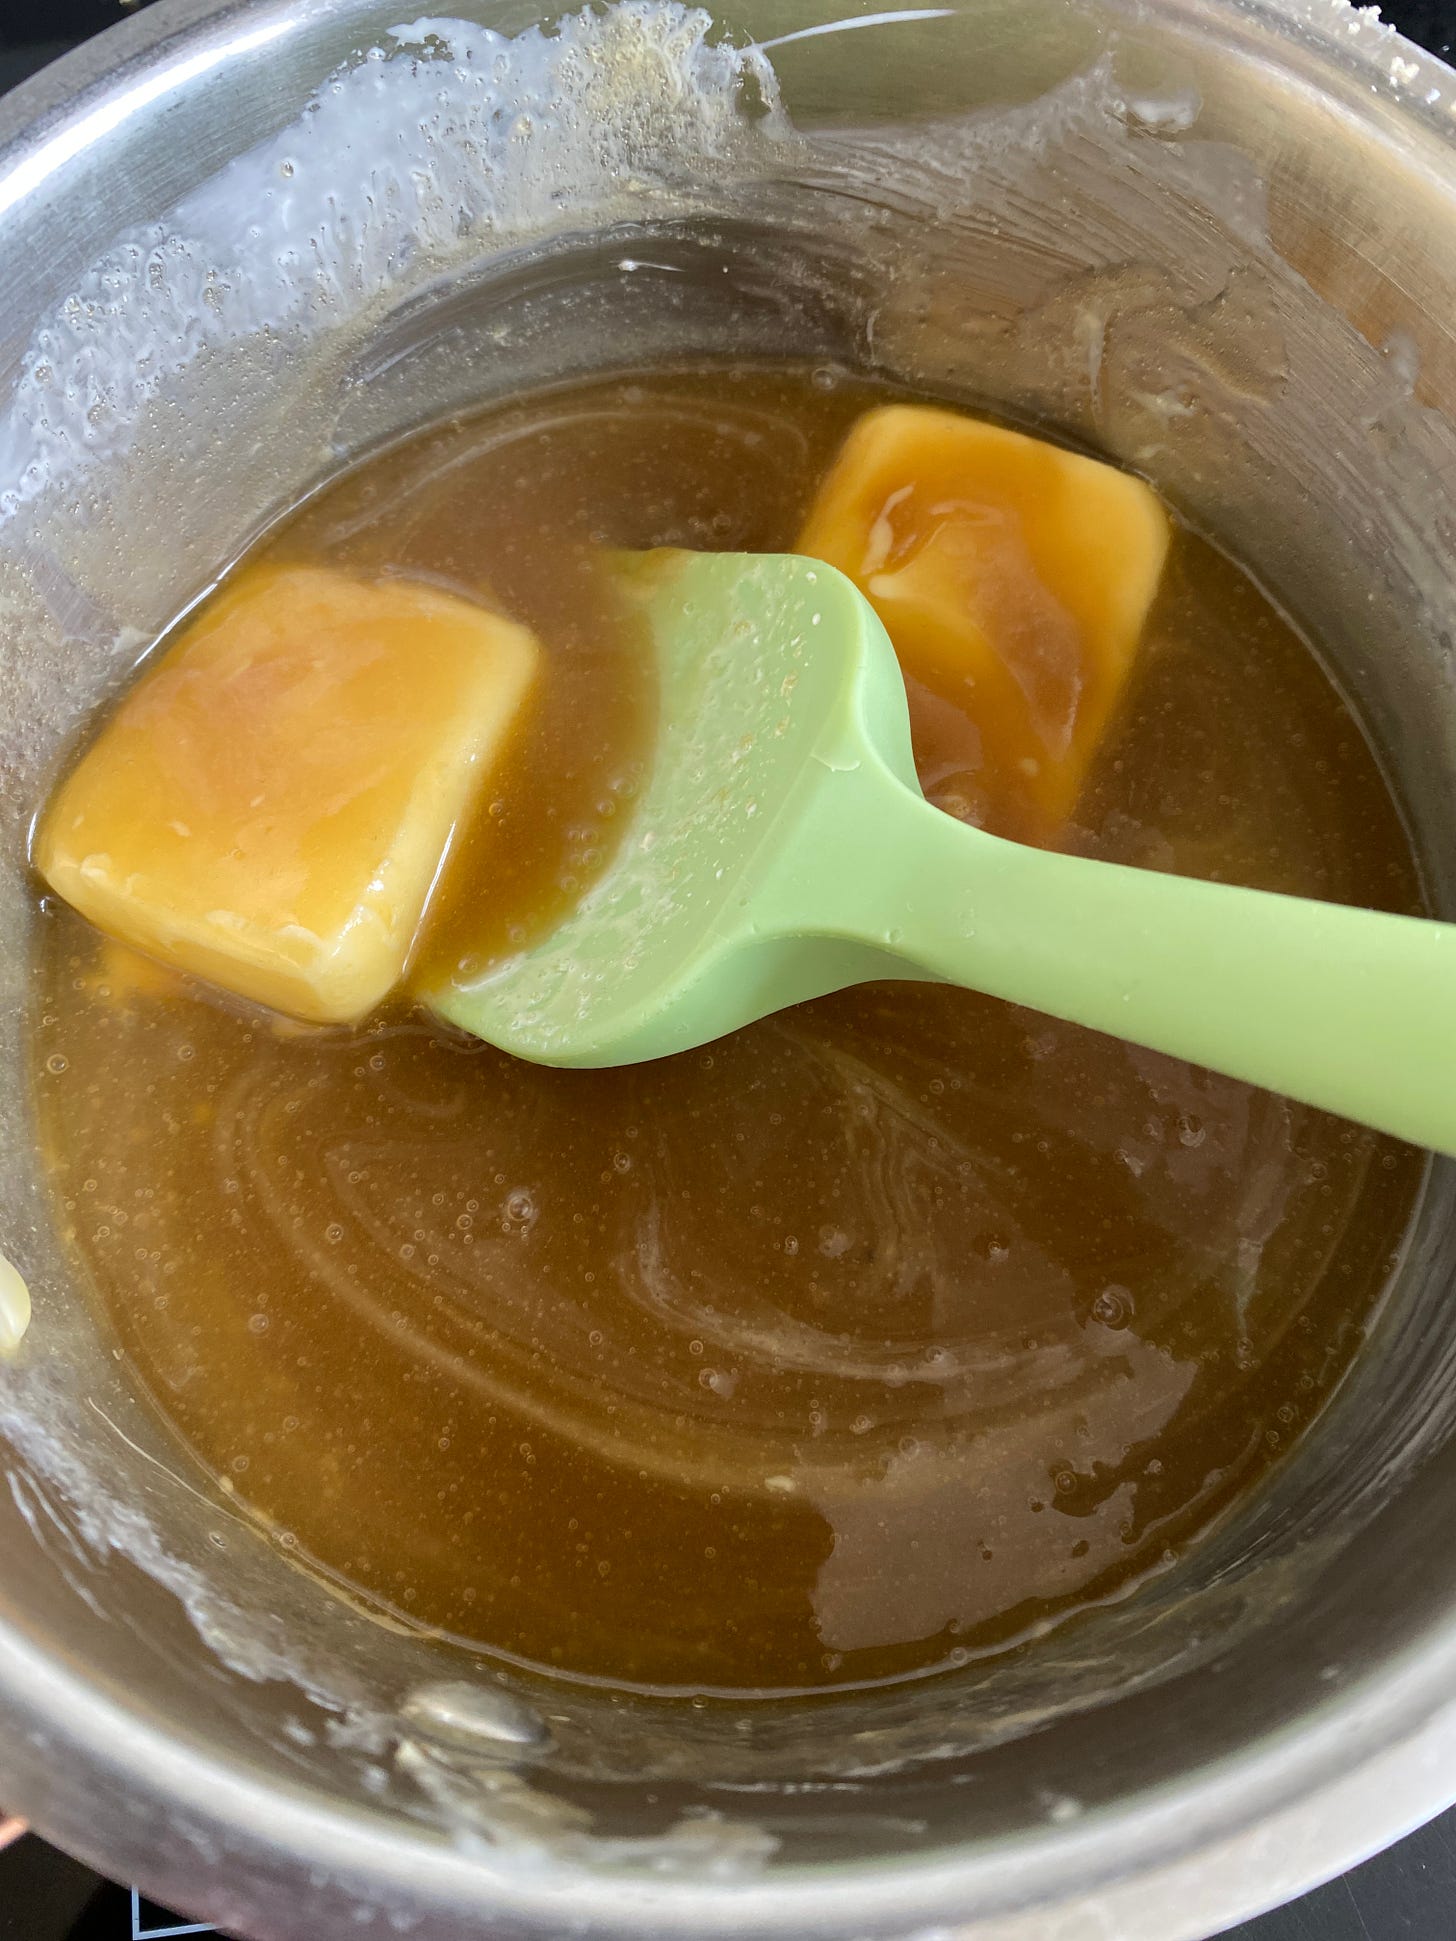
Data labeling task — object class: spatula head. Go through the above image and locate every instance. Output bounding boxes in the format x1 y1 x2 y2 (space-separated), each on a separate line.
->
425 550 919 1065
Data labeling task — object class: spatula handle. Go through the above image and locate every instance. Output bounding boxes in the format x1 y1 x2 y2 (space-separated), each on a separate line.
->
866 787 1456 1156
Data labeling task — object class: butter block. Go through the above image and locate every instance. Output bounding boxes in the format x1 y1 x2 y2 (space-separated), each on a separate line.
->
38 563 539 1023
797 405 1170 842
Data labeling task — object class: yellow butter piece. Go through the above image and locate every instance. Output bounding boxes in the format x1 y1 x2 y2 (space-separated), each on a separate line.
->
38 563 539 1023
797 405 1170 842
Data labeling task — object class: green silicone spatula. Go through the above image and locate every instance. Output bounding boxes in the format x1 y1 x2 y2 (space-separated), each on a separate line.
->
428 549 1456 1156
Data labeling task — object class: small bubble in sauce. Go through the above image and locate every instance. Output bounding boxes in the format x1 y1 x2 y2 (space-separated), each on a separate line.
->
1091 1284 1134 1330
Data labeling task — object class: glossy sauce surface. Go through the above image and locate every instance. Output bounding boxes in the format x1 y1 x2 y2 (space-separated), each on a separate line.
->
31 365 1423 1694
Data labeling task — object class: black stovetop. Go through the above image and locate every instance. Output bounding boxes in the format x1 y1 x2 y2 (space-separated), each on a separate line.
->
3 0 1456 1934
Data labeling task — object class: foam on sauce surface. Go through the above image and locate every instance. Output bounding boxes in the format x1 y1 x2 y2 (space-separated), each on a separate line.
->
30 364 1422 1694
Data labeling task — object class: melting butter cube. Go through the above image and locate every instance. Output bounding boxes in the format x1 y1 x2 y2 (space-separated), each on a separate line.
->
38 564 539 1023
797 405 1170 842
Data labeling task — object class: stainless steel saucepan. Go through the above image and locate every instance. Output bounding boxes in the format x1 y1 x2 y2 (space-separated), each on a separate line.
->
4 2 1456 1935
